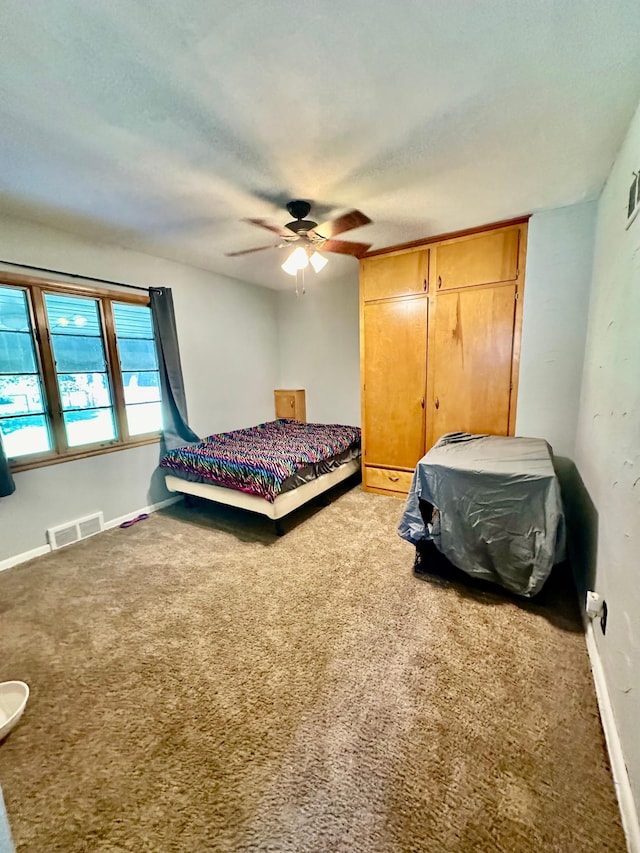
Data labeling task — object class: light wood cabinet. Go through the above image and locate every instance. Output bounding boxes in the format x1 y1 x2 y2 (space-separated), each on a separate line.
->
363 298 428 470
363 466 415 494
275 389 306 421
360 219 527 497
426 284 517 448
432 227 520 292
361 250 429 302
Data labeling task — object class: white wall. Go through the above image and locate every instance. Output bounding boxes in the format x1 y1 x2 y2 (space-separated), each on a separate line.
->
275 207 597 448
0 214 278 563
0 201 611 563
516 202 597 458
574 101 640 810
276 273 361 426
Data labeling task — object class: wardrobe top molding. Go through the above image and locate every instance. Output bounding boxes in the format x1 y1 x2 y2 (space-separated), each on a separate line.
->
362 215 531 260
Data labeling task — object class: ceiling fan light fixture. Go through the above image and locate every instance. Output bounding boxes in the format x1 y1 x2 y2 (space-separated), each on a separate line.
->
281 246 309 276
309 251 328 273
227 202 372 287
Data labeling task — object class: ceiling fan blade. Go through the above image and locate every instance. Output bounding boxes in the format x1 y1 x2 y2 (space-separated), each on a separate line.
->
322 239 372 257
225 244 279 257
244 218 297 238
315 209 372 239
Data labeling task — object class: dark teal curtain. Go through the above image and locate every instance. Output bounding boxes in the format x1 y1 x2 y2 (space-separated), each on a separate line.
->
149 287 200 451
0 432 15 497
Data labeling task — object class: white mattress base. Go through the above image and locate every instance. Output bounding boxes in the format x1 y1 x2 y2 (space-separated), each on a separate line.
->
164 457 361 521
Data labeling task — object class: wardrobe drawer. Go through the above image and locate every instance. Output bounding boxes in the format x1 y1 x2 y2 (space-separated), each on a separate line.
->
364 466 414 494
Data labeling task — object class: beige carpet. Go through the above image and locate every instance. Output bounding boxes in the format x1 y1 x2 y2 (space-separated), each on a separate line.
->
0 482 625 852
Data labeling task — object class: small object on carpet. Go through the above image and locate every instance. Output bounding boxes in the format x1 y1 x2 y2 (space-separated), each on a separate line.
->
119 513 149 529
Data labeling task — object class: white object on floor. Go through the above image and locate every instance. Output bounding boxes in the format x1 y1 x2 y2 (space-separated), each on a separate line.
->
0 682 29 742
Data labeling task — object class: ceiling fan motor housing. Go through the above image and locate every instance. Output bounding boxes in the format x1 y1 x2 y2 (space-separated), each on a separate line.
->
286 200 312 220
285 200 318 234
286 219 318 234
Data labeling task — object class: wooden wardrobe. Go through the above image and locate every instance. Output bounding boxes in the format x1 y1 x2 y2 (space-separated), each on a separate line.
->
359 217 528 497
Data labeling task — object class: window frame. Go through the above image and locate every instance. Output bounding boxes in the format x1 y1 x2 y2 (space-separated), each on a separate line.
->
1 271 161 473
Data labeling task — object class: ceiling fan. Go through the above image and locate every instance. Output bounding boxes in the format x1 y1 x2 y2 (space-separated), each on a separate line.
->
225 200 373 293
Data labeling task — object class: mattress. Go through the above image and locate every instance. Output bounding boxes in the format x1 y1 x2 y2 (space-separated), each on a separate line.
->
159 419 361 503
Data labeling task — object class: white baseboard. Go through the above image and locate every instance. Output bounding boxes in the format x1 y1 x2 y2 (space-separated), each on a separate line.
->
0 495 181 573
585 619 640 853
103 496 181 531
0 544 51 573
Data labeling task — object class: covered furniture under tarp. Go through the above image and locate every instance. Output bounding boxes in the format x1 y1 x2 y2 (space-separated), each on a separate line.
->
398 433 566 597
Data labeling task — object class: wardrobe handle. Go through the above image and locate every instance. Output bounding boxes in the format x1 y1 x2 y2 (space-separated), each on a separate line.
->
437 275 442 289
435 397 440 409
420 398 425 409
388 475 400 482
423 278 427 291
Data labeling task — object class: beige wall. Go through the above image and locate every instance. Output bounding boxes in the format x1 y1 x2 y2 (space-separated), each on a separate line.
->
274 205 598 454
276 273 361 426
517 202 597 458
574 99 640 812
0 214 278 563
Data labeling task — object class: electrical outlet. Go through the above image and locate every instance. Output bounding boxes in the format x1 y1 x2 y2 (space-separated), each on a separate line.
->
600 601 608 635
586 591 602 618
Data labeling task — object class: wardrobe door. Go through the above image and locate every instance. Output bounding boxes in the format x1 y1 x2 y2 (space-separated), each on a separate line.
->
432 228 520 292
427 284 516 447
361 250 429 302
362 297 428 471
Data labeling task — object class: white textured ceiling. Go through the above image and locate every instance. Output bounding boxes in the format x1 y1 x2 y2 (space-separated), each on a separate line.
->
1 1 639 290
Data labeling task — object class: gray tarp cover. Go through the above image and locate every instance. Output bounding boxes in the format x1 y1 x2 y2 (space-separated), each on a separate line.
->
397 433 566 597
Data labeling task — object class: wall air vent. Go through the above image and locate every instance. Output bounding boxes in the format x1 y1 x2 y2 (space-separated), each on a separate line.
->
47 512 104 551
78 515 103 539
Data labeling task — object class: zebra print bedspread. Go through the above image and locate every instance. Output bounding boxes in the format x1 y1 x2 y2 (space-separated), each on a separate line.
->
159 419 361 502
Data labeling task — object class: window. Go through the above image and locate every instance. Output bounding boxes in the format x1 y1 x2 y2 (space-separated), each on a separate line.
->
45 292 117 447
113 302 162 436
0 275 162 470
0 287 52 458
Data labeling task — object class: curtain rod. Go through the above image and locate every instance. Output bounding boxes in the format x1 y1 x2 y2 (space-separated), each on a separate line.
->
0 258 150 293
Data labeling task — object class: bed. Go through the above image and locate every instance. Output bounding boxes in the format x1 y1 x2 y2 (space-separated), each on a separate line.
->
160 419 362 533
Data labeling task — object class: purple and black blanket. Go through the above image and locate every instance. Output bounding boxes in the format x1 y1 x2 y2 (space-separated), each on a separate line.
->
159 419 361 502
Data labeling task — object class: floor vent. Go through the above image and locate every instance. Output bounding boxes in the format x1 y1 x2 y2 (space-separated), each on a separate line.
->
47 512 105 551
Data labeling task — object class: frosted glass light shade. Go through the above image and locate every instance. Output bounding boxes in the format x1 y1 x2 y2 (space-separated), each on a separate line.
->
309 252 328 273
281 246 309 275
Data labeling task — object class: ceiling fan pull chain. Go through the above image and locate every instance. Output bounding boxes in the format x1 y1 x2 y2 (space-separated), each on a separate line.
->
296 267 306 296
